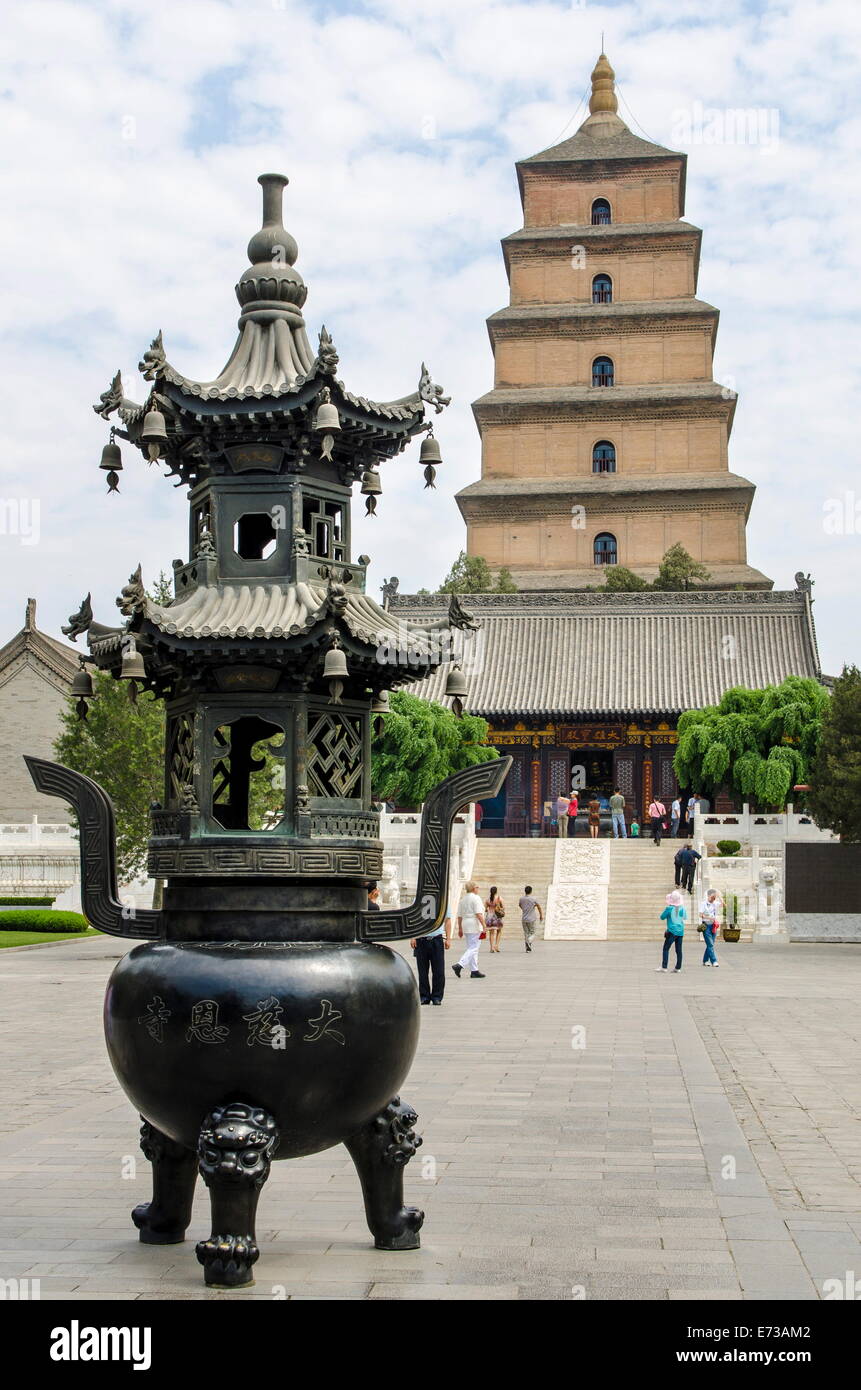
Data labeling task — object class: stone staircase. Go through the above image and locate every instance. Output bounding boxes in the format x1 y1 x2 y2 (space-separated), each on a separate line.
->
470 838 557 938
605 839 753 942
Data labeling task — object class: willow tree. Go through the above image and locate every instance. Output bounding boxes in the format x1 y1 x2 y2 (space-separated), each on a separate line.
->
673 677 828 808
371 691 498 808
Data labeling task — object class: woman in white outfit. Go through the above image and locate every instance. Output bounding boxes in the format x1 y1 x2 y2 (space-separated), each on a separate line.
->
453 880 486 979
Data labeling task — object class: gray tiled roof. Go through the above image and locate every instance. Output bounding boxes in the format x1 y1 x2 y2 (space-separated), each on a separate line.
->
455 472 754 500
502 221 700 245
143 582 442 652
488 299 718 326
520 126 681 166
391 591 820 719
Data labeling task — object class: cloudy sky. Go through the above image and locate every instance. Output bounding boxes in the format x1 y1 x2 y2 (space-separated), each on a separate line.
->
1 0 859 675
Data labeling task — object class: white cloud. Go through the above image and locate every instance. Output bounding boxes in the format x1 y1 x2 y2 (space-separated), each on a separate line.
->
0 0 858 678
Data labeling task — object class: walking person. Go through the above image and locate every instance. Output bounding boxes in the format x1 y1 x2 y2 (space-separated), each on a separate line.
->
699 889 721 968
657 889 686 972
588 794 601 839
518 885 543 953
686 791 701 834
485 885 506 953
410 911 452 1003
648 796 667 845
609 787 627 839
670 795 681 837
555 791 571 838
568 790 579 835
453 881 486 980
682 843 702 894
673 844 686 887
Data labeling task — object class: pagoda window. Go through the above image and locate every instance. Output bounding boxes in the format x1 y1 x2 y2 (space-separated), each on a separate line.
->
591 198 612 225
592 274 612 304
594 532 617 566
592 441 616 473
592 356 614 387
234 513 278 561
210 716 286 832
302 495 346 562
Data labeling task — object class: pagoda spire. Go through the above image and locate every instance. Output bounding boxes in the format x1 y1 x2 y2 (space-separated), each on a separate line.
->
576 50 627 135
589 52 618 115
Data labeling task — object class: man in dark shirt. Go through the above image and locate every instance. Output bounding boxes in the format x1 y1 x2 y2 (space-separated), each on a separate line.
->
678 845 702 894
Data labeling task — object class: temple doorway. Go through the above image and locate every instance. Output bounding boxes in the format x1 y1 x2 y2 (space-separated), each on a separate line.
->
571 749 614 809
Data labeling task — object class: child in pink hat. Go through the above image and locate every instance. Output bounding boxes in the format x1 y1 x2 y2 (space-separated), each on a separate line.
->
657 890 687 972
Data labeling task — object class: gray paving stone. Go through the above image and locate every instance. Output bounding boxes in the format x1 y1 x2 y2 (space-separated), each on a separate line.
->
1 934 858 1300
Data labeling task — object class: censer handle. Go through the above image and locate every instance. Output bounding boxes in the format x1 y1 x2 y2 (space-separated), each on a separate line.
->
356 756 512 943
23 756 163 939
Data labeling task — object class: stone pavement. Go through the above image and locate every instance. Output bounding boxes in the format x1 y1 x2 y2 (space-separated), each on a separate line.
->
0 933 859 1301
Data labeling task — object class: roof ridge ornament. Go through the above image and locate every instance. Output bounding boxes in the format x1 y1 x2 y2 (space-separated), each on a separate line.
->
140 331 166 381
418 363 450 413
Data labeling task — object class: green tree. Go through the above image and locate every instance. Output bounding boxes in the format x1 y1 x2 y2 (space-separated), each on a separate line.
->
371 690 498 807
652 542 711 591
53 571 174 882
54 669 165 882
807 665 861 841
437 551 517 594
601 565 650 592
673 677 828 808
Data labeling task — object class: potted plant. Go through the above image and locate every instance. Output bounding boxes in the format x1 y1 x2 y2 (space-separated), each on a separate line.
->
722 892 741 941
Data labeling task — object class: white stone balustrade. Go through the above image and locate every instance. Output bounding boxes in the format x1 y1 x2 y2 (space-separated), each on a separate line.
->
380 806 476 914
694 803 836 849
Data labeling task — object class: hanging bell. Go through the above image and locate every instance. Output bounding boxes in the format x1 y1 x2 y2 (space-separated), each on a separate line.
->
141 407 167 461
120 638 146 680
71 667 94 698
361 468 382 516
100 439 122 469
99 433 123 494
314 400 340 433
445 663 467 719
323 640 348 705
323 644 348 680
420 432 442 489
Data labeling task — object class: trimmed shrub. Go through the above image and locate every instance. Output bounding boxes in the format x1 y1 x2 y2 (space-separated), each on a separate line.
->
716 839 742 857
0 910 89 933
0 897 55 907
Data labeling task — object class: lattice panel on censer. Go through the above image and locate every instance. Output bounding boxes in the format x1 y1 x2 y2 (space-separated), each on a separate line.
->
168 713 195 803
307 712 363 799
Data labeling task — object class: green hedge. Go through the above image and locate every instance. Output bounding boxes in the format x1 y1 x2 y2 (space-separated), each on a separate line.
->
0 910 89 933
716 839 742 857
0 897 55 907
